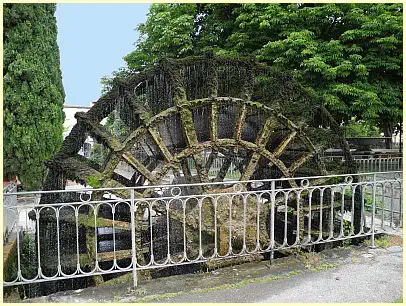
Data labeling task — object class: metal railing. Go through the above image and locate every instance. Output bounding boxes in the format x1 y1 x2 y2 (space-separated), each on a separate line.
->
3 183 17 244
132 151 402 179
3 171 402 288
188 154 402 179
324 155 402 173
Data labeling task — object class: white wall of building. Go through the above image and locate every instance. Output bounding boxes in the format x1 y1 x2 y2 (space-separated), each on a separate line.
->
63 104 95 157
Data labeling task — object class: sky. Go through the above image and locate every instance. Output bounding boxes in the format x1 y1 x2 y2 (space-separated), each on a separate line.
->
55 3 150 107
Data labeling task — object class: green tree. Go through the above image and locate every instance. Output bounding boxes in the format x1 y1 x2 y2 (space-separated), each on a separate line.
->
4 4 65 189
125 4 402 145
344 118 381 138
124 4 197 70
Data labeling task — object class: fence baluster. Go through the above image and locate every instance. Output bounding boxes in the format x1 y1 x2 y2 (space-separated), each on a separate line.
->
130 189 137 288
269 181 275 263
371 174 376 247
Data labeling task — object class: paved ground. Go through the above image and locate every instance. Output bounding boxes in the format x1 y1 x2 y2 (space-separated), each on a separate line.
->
159 246 403 303
21 237 402 303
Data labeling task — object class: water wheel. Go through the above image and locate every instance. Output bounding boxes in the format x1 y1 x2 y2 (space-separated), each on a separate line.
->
38 55 359 278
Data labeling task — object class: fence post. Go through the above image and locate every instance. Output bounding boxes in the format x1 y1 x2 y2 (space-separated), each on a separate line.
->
371 173 376 248
130 189 138 288
269 180 275 264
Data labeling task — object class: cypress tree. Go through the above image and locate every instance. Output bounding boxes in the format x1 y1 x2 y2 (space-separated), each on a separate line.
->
4 3 65 190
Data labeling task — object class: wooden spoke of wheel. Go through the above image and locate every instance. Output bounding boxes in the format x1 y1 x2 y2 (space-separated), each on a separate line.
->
176 105 210 183
122 152 158 184
46 154 101 179
75 112 124 152
240 116 278 181
234 103 247 142
102 179 144 198
169 67 211 185
208 59 219 142
289 151 317 173
192 153 210 184
210 102 219 142
148 126 173 162
273 131 297 157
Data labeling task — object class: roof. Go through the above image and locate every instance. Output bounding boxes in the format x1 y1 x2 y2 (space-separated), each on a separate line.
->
63 105 92 109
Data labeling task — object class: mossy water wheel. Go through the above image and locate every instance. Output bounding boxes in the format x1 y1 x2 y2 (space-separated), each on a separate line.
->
41 56 358 273
45 56 355 192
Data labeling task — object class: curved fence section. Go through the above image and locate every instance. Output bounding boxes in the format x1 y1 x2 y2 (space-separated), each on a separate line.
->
3 171 402 287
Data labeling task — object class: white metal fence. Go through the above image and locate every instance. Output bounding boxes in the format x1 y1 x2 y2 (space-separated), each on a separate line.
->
323 155 402 173
3 171 402 288
132 149 402 179
3 184 17 244
187 154 402 179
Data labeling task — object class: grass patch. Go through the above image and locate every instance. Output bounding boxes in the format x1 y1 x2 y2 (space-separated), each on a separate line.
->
135 288 147 295
351 257 359 263
310 263 341 272
3 288 22 303
131 260 341 303
132 269 304 302
374 236 391 248
363 234 402 248
393 297 403 303
295 249 324 269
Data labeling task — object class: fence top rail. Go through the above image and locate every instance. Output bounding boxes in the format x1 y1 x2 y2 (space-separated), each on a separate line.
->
3 171 402 197
324 155 402 159
4 177 403 209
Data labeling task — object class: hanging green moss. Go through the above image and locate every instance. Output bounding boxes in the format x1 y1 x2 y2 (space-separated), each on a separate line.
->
84 173 103 188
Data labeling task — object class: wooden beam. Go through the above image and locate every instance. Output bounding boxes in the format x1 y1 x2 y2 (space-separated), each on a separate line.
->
75 112 123 151
210 102 219 142
273 131 297 157
122 152 158 184
148 126 173 162
240 117 277 181
289 151 316 173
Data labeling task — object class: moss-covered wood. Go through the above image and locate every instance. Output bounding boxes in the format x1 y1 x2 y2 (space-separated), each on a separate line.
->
122 152 157 184
234 104 247 142
210 102 219 143
75 112 124 152
148 126 173 162
41 55 360 272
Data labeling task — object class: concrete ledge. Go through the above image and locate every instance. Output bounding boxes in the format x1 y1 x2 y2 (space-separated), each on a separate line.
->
22 238 402 303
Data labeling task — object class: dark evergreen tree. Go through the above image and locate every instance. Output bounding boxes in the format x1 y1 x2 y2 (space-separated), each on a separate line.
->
4 3 65 189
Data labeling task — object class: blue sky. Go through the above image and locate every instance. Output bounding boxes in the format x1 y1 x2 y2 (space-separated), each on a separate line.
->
55 3 150 106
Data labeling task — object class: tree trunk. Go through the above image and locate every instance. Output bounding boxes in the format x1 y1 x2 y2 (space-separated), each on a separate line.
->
383 122 394 149
399 123 402 153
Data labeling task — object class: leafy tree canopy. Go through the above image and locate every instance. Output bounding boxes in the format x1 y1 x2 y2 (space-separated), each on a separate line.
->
4 4 65 189
124 3 402 138
344 119 382 138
